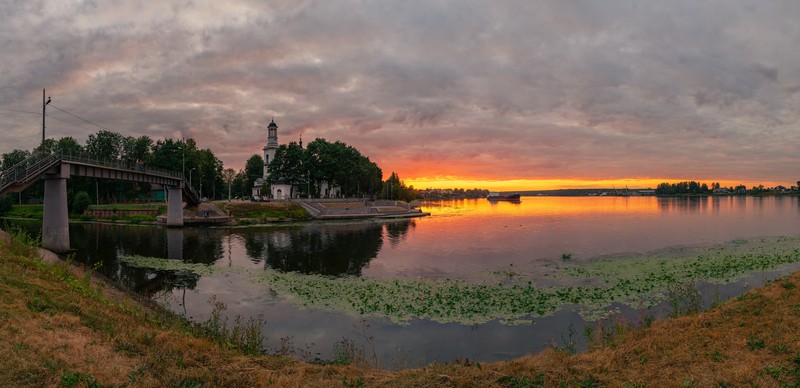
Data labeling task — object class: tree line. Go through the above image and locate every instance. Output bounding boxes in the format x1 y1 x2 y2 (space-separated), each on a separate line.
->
1 130 419 209
655 181 799 195
263 138 384 199
417 188 490 200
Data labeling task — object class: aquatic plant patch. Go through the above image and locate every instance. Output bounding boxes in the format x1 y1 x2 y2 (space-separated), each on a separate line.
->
564 236 800 289
118 235 800 325
119 255 223 277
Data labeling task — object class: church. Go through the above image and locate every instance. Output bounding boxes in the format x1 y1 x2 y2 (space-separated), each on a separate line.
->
251 119 341 200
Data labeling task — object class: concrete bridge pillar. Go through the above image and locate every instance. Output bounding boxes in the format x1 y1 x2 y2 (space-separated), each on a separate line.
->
42 164 70 253
167 186 183 227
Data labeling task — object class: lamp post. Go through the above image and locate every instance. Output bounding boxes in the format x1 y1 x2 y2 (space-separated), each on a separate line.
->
42 89 51 146
181 137 185 178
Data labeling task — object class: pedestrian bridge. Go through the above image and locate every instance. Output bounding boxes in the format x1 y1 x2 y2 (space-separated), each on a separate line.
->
0 152 198 252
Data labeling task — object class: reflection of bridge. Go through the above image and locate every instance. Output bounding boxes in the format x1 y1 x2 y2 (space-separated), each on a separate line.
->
0 152 198 252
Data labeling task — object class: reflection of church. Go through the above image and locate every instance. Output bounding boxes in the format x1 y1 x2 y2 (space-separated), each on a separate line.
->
251 119 341 199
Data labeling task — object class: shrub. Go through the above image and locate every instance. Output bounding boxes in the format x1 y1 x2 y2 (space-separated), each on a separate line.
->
71 191 92 215
0 194 13 215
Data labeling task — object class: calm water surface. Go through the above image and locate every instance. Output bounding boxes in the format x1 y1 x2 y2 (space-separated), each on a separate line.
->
5 196 800 367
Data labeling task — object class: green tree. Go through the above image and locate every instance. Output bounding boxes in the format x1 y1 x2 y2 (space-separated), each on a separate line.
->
84 130 124 160
0 194 13 215
305 138 338 193
1 149 38 203
122 135 153 163
357 156 383 198
54 137 84 156
70 191 92 215
223 168 236 200
195 148 223 199
1 149 31 170
267 142 306 196
304 138 382 197
151 138 194 173
244 154 264 196
381 172 417 202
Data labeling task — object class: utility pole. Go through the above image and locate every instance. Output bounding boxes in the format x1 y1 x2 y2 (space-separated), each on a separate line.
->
42 89 51 146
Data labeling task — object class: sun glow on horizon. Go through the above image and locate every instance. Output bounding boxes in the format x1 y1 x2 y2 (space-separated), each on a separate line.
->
404 177 788 192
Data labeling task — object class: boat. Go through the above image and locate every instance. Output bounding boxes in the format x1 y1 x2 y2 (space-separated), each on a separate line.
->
486 192 521 202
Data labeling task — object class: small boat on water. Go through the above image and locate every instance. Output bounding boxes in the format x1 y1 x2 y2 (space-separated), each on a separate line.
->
486 192 521 202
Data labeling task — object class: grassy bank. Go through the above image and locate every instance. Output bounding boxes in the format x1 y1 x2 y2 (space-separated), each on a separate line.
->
2 204 165 224
2 202 310 225
219 202 312 223
0 228 363 386
2 229 800 386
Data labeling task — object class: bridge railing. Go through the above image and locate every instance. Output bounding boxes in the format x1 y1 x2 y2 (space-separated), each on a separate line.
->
0 151 60 192
56 153 184 180
1 151 188 194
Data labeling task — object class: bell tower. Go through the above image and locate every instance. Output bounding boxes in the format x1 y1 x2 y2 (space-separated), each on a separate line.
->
263 118 279 179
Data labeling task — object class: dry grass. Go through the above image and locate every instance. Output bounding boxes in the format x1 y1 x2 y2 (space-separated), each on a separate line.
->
2 228 800 386
0 236 362 386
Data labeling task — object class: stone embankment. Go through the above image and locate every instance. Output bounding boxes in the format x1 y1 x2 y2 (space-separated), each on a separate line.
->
298 199 429 220
156 202 233 225
154 199 428 225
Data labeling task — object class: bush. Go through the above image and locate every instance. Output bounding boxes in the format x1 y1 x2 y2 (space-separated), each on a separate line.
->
71 191 92 215
0 194 13 216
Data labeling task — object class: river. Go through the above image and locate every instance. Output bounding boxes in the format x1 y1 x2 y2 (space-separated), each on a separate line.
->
4 195 800 368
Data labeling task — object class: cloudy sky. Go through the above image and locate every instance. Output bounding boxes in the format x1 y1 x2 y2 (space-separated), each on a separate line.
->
1 0 798 190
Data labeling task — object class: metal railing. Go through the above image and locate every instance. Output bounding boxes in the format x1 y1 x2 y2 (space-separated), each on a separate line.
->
0 151 59 192
57 153 184 179
1 151 189 194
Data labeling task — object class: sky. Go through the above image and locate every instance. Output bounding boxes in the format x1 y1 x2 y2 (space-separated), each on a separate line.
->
1 1 799 191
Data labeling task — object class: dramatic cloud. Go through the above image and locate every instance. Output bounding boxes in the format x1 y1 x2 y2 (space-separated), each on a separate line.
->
1 0 798 188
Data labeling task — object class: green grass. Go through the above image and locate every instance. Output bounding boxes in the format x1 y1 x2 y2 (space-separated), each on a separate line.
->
87 204 165 212
4 205 43 219
3 204 164 221
221 203 311 221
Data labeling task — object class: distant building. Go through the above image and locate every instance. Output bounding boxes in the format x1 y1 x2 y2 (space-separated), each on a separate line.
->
251 119 340 200
713 187 730 194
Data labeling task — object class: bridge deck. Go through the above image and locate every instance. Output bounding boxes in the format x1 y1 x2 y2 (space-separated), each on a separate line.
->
0 152 198 205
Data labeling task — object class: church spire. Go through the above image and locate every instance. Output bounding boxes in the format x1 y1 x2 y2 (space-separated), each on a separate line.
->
267 118 278 147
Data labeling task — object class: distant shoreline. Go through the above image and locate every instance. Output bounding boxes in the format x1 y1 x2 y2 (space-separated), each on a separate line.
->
422 191 798 199
478 189 799 197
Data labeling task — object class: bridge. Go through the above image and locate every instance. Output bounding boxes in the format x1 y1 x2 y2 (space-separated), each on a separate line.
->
0 152 199 253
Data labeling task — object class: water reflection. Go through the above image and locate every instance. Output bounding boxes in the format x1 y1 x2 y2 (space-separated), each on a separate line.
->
243 222 390 275
59 220 412 296
386 219 416 247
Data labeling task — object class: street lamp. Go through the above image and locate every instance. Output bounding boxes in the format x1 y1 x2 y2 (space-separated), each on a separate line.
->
42 89 51 146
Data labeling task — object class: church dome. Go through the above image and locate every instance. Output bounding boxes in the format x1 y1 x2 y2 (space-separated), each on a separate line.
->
268 119 278 128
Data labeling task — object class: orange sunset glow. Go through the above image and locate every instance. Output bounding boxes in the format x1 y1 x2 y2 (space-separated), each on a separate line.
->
404 177 786 192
